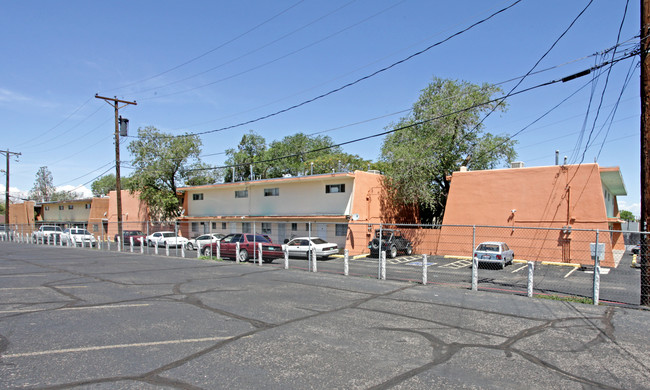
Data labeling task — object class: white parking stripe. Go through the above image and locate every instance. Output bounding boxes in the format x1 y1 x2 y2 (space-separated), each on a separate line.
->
0 286 87 291
511 265 527 273
2 336 231 358
0 303 149 314
564 266 579 278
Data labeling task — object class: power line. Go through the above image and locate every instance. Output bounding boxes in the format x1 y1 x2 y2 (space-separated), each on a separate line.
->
108 0 307 93
130 0 524 140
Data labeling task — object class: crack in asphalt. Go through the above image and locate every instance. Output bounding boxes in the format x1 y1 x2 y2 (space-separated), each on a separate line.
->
1 245 649 389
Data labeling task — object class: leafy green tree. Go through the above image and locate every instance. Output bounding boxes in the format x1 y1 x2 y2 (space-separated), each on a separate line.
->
29 166 55 202
50 190 81 201
224 131 269 182
380 77 517 224
619 210 635 222
91 174 134 197
127 126 219 220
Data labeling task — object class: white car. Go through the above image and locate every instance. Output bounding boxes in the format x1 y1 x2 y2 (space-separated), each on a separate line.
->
146 231 189 248
282 237 339 259
185 233 225 251
473 241 514 269
63 228 96 247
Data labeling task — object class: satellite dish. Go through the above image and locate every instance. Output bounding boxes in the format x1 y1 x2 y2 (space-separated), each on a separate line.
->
351 213 360 221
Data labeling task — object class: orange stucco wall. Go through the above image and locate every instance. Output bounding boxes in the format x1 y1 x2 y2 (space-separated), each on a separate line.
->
106 190 148 240
438 164 618 267
87 197 109 239
8 201 35 231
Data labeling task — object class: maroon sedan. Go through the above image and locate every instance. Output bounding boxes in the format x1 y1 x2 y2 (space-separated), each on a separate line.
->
201 233 284 263
115 230 146 246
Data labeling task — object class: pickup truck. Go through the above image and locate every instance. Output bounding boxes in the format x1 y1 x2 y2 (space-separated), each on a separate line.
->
33 225 64 243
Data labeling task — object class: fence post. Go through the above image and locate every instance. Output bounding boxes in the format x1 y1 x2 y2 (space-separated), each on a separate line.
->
344 249 349 276
154 241 159 255
471 225 478 291
165 241 170 257
378 224 382 279
380 250 386 280
284 246 289 269
593 230 600 305
197 242 201 258
422 254 428 285
130 237 134 252
236 242 240 264
527 261 535 297
181 242 186 258
117 237 121 252
312 246 317 272
140 240 144 254
217 240 221 260
258 242 263 266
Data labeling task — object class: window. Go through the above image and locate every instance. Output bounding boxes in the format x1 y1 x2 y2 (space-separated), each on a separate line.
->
264 188 279 197
68 205 74 210
193 193 204 201
59 205 64 210
85 203 91 209
222 222 227 230
242 222 251 233
93 224 98 232
335 224 348 237
326 184 345 193
262 223 272 234
235 190 248 198
305 223 310 232
291 223 297 231
192 222 199 232
211 222 217 230
45 206 49 211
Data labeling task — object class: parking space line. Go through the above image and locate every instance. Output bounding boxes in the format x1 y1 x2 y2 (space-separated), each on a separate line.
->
564 267 579 278
511 265 527 273
0 274 51 278
0 286 87 291
0 303 150 314
2 336 231 358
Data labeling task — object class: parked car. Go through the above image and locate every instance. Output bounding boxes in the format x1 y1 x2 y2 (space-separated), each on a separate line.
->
115 230 146 246
0 225 12 239
63 228 96 247
368 229 413 258
201 233 283 263
186 233 225 250
146 231 189 248
282 237 338 259
473 241 514 269
631 245 641 255
32 225 64 243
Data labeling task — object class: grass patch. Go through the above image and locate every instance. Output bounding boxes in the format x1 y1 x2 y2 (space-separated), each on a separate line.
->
198 256 224 261
535 294 594 305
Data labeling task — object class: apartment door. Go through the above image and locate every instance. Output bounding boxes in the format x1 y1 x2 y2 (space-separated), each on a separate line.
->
316 223 327 240
277 223 287 244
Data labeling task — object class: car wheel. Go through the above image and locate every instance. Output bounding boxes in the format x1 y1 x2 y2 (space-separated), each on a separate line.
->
501 260 506 269
389 245 397 259
405 245 413 256
239 249 249 262
203 246 212 257
186 242 194 251
371 238 379 249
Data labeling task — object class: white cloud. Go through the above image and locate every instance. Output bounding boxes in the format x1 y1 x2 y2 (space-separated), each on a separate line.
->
617 200 640 218
0 184 29 202
56 185 93 199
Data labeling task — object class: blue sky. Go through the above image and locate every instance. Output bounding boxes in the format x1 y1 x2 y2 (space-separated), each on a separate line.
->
1 0 642 216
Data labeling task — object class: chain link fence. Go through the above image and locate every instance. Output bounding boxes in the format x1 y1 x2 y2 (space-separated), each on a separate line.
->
1 220 646 307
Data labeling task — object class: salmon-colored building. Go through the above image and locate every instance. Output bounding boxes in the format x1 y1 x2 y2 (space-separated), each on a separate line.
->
7 201 36 233
105 190 149 240
178 170 412 254
438 163 626 267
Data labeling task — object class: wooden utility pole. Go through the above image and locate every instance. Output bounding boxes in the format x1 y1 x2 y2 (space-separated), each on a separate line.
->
641 0 650 306
0 149 21 227
95 95 137 248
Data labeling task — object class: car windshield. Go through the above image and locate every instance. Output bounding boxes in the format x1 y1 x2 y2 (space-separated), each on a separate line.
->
477 244 500 252
71 229 90 235
44 226 60 231
162 232 175 238
312 238 327 244
246 234 271 243
127 231 143 236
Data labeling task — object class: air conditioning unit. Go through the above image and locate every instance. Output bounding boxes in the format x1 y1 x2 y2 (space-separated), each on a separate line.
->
511 161 525 169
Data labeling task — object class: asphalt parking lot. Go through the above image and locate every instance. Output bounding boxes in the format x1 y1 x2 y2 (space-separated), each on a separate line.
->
1 242 650 389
